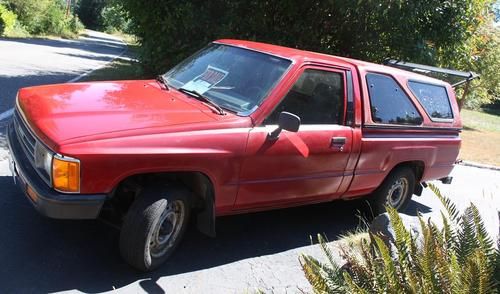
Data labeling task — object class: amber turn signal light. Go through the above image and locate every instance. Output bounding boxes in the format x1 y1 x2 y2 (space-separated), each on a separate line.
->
52 155 80 193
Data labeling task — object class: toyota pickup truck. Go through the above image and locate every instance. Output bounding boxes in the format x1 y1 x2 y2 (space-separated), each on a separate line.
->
7 39 463 271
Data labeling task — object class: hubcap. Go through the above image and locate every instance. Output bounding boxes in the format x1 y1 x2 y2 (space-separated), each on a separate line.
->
387 178 409 209
147 200 185 259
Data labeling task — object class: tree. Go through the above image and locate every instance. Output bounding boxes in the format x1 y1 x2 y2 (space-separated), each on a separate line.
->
100 3 131 33
451 24 500 110
119 0 497 109
76 0 104 30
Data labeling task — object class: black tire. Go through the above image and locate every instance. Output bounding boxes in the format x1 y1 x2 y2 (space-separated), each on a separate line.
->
119 185 191 272
368 167 415 216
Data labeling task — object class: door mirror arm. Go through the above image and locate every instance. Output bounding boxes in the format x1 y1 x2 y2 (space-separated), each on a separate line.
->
267 112 301 140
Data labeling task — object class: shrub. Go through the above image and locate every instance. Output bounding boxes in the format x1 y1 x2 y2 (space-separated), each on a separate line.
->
4 0 49 34
40 2 67 35
0 3 17 36
5 0 84 37
68 15 85 34
100 4 131 33
300 184 500 293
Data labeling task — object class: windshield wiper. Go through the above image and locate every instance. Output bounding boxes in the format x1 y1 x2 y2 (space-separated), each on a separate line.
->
178 88 226 115
156 75 169 90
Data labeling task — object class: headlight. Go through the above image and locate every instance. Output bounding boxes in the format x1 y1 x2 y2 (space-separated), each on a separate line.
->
34 142 53 179
52 155 80 193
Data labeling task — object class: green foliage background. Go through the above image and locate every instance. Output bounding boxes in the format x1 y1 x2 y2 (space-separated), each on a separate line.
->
1 0 84 38
0 3 17 35
76 0 131 34
118 0 498 108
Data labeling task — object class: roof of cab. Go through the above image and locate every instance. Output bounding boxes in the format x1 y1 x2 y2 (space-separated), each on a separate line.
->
216 39 449 86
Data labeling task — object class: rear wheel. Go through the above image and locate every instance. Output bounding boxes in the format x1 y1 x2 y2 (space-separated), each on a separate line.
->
119 186 191 271
369 167 415 216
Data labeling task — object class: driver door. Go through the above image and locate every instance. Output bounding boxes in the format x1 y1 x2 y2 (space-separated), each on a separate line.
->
235 66 354 210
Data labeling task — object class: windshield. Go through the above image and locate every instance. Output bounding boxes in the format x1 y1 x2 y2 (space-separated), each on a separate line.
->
164 43 292 114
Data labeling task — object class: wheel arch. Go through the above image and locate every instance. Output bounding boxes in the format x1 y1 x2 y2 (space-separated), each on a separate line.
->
108 170 217 237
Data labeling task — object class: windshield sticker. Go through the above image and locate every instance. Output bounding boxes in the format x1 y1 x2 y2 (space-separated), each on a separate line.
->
182 65 228 94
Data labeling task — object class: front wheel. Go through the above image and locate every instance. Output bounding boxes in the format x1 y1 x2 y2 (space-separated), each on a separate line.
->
368 167 415 216
119 186 191 271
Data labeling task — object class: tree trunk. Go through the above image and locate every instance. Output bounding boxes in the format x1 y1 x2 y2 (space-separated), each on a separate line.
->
458 82 470 111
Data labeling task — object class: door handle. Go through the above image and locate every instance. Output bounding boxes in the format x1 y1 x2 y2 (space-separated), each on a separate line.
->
331 137 346 145
330 137 346 151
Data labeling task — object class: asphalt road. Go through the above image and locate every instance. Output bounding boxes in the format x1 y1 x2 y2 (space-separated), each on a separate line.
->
0 30 126 118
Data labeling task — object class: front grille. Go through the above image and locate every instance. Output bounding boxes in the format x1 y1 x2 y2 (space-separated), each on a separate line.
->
12 110 51 185
13 111 36 162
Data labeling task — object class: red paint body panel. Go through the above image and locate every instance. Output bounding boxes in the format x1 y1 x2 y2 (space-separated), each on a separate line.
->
15 39 461 216
237 124 353 209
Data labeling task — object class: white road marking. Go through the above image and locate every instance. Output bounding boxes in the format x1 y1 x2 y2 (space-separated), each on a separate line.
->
0 108 14 121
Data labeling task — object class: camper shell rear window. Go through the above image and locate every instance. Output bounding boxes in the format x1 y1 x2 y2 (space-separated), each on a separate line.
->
408 81 453 121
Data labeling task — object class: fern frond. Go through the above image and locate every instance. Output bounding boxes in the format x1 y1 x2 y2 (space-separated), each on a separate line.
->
433 233 453 293
316 235 348 291
475 249 497 294
469 204 495 256
361 237 386 293
299 254 341 294
460 250 482 294
372 234 401 292
417 216 441 293
343 272 369 294
440 210 457 251
493 248 500 292
449 252 463 294
429 183 460 223
457 205 481 264
318 234 340 269
386 206 413 263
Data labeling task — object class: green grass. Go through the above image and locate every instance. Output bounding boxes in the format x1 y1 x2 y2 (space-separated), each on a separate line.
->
459 108 500 166
461 109 500 132
79 58 147 82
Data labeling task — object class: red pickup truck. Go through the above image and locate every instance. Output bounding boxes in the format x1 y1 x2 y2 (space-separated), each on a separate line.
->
7 39 461 271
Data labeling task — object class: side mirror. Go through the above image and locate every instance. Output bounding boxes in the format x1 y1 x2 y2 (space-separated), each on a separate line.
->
268 111 301 140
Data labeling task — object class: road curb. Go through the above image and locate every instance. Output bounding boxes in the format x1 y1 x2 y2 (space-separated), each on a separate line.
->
459 160 500 171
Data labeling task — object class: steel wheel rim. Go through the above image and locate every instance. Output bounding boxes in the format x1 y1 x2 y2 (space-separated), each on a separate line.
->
148 200 185 259
387 178 409 209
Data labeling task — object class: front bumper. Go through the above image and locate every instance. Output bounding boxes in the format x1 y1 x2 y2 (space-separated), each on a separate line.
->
7 122 106 219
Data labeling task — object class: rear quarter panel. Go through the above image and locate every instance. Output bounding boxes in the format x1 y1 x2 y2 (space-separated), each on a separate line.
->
344 64 461 197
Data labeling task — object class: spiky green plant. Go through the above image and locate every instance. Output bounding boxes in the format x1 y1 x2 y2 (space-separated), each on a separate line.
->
300 184 500 294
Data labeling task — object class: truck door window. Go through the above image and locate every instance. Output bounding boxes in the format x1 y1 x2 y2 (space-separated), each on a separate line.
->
366 73 422 125
408 81 453 120
264 69 345 125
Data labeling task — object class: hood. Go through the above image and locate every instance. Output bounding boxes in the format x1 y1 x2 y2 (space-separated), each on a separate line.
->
17 80 220 147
